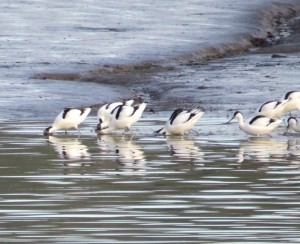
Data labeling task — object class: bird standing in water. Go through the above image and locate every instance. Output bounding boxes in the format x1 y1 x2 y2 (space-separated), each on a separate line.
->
155 106 204 135
227 111 282 136
286 117 300 134
96 102 147 134
44 107 91 136
97 99 134 122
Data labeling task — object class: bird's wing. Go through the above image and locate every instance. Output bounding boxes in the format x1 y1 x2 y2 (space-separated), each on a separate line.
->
62 108 81 120
258 101 281 112
249 115 274 127
113 105 137 120
170 107 204 125
170 110 191 125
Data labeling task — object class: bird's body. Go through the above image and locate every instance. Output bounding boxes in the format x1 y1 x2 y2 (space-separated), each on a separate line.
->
97 99 134 122
228 111 282 136
286 117 300 133
283 91 300 100
96 102 147 134
44 107 91 135
257 99 289 118
258 98 300 118
156 107 204 135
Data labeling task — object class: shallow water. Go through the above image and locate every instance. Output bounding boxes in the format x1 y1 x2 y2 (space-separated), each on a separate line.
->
1 116 300 243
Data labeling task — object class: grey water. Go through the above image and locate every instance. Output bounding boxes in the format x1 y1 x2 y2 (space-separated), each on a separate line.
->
1 116 300 243
2 0 300 242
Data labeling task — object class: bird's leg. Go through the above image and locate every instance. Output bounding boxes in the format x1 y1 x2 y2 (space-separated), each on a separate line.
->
124 127 133 135
190 129 199 136
77 128 81 136
282 119 286 127
65 130 68 134
284 126 290 136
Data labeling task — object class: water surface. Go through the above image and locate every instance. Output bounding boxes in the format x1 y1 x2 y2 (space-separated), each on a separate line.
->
1 116 300 243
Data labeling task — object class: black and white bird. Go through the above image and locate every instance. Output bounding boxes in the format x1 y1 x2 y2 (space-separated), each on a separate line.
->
44 107 91 136
96 102 147 134
286 117 300 134
97 99 134 122
283 91 300 100
227 111 282 136
155 107 204 135
257 99 290 119
258 91 300 119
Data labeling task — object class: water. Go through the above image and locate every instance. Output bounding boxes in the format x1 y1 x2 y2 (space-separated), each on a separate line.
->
2 1 300 242
1 116 300 243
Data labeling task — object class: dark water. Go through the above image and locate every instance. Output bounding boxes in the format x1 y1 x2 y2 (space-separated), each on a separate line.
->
1 116 300 243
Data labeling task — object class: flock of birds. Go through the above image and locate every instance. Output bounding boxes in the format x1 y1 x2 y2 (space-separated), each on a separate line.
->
43 91 300 137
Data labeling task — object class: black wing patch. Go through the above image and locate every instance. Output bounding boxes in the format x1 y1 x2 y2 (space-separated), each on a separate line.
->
113 105 123 120
186 112 196 122
258 101 281 112
169 108 184 125
275 101 282 108
268 118 276 126
62 108 72 119
130 105 139 116
259 101 271 112
285 91 296 100
249 115 265 125
80 108 87 115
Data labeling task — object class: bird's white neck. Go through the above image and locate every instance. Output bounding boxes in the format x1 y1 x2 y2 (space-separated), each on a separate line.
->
235 113 244 127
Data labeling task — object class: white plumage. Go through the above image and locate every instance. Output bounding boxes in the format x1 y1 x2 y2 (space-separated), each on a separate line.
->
228 111 282 136
258 91 300 119
257 99 290 118
283 91 300 100
286 117 300 133
97 99 134 122
96 102 147 134
44 107 91 135
156 107 204 135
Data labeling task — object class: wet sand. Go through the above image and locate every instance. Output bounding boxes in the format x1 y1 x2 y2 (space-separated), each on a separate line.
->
131 14 300 116
33 2 300 120
2 1 300 120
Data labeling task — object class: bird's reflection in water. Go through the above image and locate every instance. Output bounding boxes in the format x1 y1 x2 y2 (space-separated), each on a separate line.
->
237 137 288 163
48 136 91 166
287 137 300 157
97 135 146 173
166 136 204 164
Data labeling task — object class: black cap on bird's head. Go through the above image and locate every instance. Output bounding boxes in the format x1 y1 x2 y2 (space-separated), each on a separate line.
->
43 126 52 136
287 117 297 124
95 119 103 132
226 111 241 124
285 117 298 135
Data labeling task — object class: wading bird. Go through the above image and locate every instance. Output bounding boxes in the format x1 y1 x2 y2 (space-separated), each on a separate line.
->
286 117 300 134
97 99 134 122
96 102 147 134
44 107 91 136
283 91 300 100
227 111 282 136
155 107 204 135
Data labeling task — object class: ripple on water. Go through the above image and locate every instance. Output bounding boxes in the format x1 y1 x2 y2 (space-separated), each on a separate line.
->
0 118 300 242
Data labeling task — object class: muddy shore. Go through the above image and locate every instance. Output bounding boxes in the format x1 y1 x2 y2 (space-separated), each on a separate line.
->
2 1 300 120
29 2 300 120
